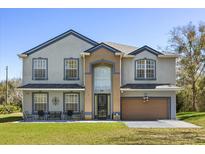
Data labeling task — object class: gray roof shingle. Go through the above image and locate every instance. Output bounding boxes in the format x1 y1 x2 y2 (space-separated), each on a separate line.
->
21 29 98 55
128 45 164 55
103 42 138 54
84 42 122 53
121 83 170 89
18 84 84 89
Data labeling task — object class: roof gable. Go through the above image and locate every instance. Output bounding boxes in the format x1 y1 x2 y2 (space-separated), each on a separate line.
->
22 29 98 55
84 43 122 53
128 45 163 56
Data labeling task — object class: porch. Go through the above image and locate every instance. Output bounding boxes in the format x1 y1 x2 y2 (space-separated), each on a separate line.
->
19 83 86 121
23 110 84 121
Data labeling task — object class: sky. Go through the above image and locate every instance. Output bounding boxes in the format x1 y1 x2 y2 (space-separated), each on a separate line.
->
0 8 205 81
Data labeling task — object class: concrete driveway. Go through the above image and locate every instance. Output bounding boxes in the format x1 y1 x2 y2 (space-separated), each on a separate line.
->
123 120 201 128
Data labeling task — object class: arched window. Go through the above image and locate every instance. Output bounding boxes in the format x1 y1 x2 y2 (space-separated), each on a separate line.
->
135 59 156 80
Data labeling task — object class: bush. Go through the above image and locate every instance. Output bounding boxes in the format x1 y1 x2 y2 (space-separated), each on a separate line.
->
0 104 21 114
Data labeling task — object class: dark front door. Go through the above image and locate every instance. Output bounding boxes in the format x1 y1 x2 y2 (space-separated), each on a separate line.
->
97 94 107 120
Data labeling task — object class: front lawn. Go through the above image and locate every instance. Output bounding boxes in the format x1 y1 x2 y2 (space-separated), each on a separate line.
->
0 112 205 144
0 112 22 123
177 112 205 127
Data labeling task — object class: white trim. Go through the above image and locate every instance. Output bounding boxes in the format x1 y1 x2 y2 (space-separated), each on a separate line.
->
83 54 86 86
122 54 135 58
120 54 122 86
120 87 181 92
18 54 28 58
80 52 90 56
115 52 123 56
158 55 178 58
18 88 85 91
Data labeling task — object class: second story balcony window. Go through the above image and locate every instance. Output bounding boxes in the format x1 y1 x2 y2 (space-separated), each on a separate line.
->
32 58 48 80
64 58 79 80
135 59 156 80
94 66 111 92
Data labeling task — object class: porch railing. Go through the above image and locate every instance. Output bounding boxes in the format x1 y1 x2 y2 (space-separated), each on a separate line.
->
23 110 84 121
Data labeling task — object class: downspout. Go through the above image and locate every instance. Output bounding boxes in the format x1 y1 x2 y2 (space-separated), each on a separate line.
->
83 54 86 86
120 54 122 87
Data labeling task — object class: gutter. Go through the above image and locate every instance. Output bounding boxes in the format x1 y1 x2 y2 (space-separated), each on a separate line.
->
18 88 85 91
80 52 90 56
18 54 28 58
122 54 135 58
158 55 179 58
120 87 181 92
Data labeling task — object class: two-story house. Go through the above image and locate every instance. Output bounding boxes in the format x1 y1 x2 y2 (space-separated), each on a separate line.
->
18 29 179 120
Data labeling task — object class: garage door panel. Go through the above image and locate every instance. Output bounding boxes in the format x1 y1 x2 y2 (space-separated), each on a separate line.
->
121 98 169 120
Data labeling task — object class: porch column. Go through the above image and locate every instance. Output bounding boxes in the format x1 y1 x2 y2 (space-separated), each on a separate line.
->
112 73 121 120
84 73 93 120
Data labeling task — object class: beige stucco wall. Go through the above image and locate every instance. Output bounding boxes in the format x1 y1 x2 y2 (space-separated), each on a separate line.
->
22 34 93 85
84 74 93 119
85 48 121 73
84 48 121 119
121 50 176 85
112 73 121 113
22 90 84 114
121 90 176 119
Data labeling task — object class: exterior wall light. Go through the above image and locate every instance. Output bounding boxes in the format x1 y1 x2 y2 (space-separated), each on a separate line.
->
143 93 149 102
52 97 59 106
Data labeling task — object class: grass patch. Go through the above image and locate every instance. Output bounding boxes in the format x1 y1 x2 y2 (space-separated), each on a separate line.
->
0 113 23 123
177 112 205 128
0 122 205 144
0 112 204 144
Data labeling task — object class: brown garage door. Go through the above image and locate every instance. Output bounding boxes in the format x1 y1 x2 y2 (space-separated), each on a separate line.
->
121 97 170 120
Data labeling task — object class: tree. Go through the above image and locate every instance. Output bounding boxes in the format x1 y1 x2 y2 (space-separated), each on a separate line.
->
169 22 205 111
0 78 22 105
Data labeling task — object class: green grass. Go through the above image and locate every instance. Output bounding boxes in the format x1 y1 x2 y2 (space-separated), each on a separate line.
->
0 112 205 144
177 112 205 128
0 113 23 123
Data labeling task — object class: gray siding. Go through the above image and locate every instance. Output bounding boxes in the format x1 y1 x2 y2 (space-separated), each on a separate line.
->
122 50 176 85
22 34 93 85
22 91 84 114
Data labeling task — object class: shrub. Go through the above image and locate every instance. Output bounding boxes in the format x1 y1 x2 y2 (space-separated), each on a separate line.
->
0 104 21 114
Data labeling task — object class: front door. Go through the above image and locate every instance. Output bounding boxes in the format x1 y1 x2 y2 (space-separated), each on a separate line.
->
97 94 107 120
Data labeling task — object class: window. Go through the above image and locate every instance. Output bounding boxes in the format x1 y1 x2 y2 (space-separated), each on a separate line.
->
64 58 79 80
33 93 48 112
135 59 156 79
33 58 48 80
94 66 111 91
64 93 79 112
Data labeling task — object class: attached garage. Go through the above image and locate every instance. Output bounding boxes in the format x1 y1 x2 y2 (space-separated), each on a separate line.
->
121 97 170 120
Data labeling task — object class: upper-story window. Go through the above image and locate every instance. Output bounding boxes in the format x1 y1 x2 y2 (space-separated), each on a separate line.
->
32 58 48 80
64 58 79 80
94 66 111 92
135 59 156 80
